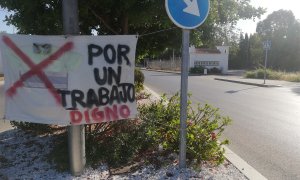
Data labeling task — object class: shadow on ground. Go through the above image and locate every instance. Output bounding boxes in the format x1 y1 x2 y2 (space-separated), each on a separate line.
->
292 86 300 95
225 87 259 94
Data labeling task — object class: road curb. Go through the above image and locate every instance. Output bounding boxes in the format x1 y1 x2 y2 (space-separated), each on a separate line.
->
142 69 281 88
214 78 281 88
223 146 267 180
144 85 267 180
141 68 181 74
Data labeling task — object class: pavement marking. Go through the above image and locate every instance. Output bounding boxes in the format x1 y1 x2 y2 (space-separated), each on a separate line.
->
144 85 268 180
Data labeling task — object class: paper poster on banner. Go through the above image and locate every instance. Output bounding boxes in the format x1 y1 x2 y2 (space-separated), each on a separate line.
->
0 34 138 125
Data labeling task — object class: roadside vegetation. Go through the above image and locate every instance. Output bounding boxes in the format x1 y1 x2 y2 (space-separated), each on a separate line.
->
189 66 222 75
230 10 300 73
10 70 232 173
245 68 300 82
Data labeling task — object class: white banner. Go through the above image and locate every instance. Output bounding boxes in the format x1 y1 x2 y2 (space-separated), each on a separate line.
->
0 34 138 125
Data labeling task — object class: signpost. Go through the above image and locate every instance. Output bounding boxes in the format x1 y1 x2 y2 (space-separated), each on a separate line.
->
263 40 271 84
62 0 86 176
165 0 209 168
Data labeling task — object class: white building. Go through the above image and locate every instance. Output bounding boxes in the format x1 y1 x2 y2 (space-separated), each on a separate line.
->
189 46 229 74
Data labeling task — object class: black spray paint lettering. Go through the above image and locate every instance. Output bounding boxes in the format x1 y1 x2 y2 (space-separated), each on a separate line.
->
88 44 131 66
94 66 122 86
57 83 135 109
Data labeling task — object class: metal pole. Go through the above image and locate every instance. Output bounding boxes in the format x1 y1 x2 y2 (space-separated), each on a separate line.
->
173 49 175 70
179 29 190 168
62 0 86 176
264 48 268 84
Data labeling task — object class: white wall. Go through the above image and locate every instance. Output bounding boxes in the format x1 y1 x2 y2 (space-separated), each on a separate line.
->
189 46 229 74
216 46 229 73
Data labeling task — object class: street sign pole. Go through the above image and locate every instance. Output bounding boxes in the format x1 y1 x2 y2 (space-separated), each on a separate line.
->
165 0 209 169
263 40 271 85
179 29 190 168
264 48 268 84
62 0 86 176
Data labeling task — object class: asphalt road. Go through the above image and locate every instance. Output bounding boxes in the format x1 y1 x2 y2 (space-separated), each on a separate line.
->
143 70 300 180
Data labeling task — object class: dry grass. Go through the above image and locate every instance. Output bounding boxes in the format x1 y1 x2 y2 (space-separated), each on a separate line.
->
245 69 300 82
281 72 300 82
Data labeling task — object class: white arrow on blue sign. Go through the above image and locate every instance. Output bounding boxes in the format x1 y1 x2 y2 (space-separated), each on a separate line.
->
166 0 210 29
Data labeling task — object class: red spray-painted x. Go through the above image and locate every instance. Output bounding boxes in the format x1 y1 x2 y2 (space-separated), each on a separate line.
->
2 35 74 105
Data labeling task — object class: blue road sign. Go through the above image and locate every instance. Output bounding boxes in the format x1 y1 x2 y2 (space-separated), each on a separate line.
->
165 0 210 29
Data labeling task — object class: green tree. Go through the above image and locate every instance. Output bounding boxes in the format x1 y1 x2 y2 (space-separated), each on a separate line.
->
228 40 240 69
248 33 263 68
256 10 300 71
0 0 265 59
235 33 250 69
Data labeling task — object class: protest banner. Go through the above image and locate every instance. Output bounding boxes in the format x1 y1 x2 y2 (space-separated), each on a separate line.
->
0 34 138 125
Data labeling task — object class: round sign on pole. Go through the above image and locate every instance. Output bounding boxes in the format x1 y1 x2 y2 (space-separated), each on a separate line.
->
165 0 210 29
165 0 210 169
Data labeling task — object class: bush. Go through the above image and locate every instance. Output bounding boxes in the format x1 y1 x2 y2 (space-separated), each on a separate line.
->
134 68 145 93
244 71 256 78
138 93 231 165
10 121 58 135
16 90 231 170
209 67 222 74
190 66 204 74
47 132 69 172
85 120 150 168
50 93 232 170
48 120 151 171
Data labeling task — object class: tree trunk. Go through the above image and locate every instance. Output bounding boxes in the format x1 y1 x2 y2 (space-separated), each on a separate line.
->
122 15 129 35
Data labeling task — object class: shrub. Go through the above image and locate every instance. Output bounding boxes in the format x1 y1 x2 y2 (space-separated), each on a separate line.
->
47 132 69 172
209 67 222 74
190 66 204 74
256 68 265 79
48 120 150 171
50 93 232 170
134 68 145 93
244 71 256 78
84 120 150 168
138 93 231 165
10 121 58 135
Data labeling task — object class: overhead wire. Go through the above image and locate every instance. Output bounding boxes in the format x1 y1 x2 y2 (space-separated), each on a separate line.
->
138 27 178 38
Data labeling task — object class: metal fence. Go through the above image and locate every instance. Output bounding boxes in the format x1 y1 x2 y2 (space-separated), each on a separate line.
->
146 57 182 71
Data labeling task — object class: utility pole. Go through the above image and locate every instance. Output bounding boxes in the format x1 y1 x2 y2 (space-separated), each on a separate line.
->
62 0 86 176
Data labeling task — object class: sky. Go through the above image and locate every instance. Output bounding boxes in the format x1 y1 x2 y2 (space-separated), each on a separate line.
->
1 0 300 34
237 0 300 34
0 8 14 33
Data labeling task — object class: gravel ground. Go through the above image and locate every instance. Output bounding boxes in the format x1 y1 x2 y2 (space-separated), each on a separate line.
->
0 127 247 179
